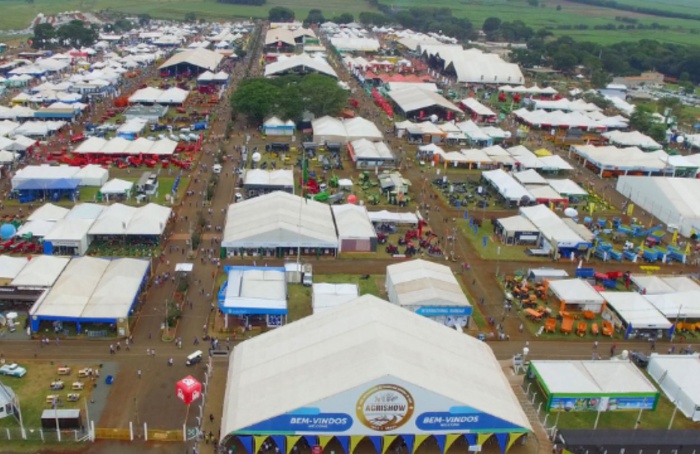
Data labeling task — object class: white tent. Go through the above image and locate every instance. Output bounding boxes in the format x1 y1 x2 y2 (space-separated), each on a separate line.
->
311 283 359 314
514 169 547 185
89 203 170 236
548 279 605 312
0 256 29 281
312 116 383 143
222 192 338 251
74 164 109 186
648 354 700 421
332 204 377 252
386 259 471 317
28 203 69 222
602 130 662 150
220 267 287 315
264 54 338 79
29 257 149 324
100 178 134 197
529 360 658 406
156 87 189 104
0 150 17 164
387 87 461 115
616 177 700 238
630 275 700 295
367 210 419 224
643 291 700 319
520 204 588 250
600 291 672 330
10 255 70 287
482 169 534 203
221 295 531 437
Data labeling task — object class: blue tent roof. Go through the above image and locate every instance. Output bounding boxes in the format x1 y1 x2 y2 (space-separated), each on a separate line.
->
15 178 80 191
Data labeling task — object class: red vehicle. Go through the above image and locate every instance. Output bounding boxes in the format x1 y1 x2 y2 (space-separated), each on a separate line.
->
70 133 86 143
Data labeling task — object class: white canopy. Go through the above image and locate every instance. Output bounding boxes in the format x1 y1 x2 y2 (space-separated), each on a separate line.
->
482 169 534 203
222 192 337 249
600 291 672 330
311 283 359 314
30 257 149 321
643 291 700 319
332 204 377 244
549 279 604 308
100 178 134 195
10 255 70 287
648 355 700 422
386 259 471 309
89 203 171 236
221 295 531 435
530 360 657 395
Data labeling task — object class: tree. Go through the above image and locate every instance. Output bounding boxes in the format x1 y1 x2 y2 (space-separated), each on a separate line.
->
32 23 56 49
552 52 577 72
359 12 388 26
304 9 324 26
231 79 281 124
184 12 197 22
137 14 151 26
332 13 354 24
268 6 294 22
590 70 611 88
528 0 539 6
298 74 348 117
556 4 562 10
55 20 98 48
482 17 501 34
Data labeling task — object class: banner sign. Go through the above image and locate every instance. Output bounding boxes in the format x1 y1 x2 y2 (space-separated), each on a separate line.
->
415 307 473 317
238 379 526 435
550 395 657 412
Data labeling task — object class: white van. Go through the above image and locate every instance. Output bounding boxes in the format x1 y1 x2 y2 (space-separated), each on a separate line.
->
212 164 222 174
186 350 203 366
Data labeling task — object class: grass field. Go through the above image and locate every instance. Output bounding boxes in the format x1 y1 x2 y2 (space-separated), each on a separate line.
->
600 0 700 16
0 0 377 30
0 362 98 430
1 0 700 46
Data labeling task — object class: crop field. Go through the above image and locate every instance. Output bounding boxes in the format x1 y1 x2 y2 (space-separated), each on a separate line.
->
387 0 700 45
0 0 699 45
0 0 376 31
602 0 700 16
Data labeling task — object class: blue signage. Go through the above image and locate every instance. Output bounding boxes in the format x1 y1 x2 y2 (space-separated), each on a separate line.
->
415 307 473 316
416 408 522 432
240 410 353 434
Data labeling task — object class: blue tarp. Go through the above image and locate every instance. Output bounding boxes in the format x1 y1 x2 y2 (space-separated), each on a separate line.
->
15 178 80 191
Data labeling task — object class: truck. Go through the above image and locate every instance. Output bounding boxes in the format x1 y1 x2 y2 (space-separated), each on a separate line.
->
302 264 313 287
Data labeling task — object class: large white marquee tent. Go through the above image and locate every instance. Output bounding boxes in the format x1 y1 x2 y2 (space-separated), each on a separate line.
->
616 177 700 238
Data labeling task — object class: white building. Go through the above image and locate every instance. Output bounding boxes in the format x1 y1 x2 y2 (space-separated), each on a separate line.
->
385 259 471 327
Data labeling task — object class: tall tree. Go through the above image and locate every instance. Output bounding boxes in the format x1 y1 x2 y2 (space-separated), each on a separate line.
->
230 79 281 124
298 74 348 117
268 7 295 22
304 9 325 26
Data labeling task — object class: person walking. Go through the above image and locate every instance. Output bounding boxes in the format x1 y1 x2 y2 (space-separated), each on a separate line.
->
137 369 142 378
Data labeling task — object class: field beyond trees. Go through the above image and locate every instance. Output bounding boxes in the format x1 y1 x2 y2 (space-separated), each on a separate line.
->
1 0 700 46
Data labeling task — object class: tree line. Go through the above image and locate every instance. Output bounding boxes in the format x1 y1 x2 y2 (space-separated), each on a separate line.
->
217 0 266 6
511 35 700 84
564 0 700 22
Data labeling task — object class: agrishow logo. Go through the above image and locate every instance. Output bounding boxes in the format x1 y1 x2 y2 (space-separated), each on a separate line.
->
356 384 415 431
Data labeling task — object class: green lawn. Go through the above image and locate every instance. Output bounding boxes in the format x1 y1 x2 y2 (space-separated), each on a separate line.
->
1 0 699 45
0 362 98 430
457 218 549 262
0 0 378 30
601 0 700 16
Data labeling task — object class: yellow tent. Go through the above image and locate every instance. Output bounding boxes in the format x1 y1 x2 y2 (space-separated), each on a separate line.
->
534 148 552 157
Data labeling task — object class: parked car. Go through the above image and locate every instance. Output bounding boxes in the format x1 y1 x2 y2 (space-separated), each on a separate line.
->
630 351 649 368
0 363 27 377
